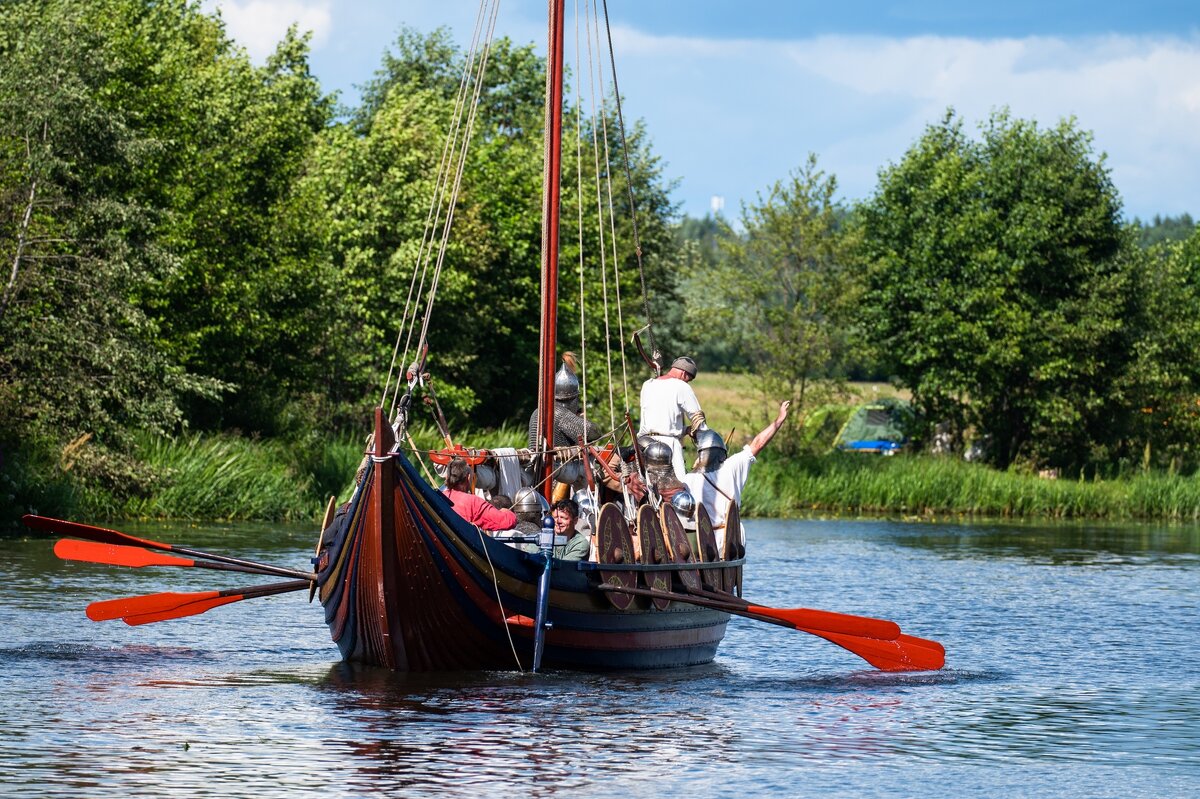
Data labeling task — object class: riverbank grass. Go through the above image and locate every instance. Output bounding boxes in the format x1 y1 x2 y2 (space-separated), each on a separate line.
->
742 453 1200 521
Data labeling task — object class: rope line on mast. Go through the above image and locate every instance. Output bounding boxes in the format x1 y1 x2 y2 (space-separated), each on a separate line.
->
599 0 656 360
587 0 632 414
573 0 590 441
383 0 495 416
416 1 502 378
378 0 656 464
384 0 502 425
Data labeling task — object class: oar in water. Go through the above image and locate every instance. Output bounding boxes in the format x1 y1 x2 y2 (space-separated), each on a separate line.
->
599 583 944 672
23 514 311 582
87 579 312 625
682 584 944 670
802 627 945 672
53 539 315 580
682 583 901 640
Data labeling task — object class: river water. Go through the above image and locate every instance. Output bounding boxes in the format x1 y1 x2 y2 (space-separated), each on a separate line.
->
2 516 1197 798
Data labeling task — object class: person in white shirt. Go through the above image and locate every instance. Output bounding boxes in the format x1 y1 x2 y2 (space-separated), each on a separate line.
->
682 400 791 551
638 356 708 480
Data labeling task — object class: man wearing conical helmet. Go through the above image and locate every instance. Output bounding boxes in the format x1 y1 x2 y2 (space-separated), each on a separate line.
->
526 353 604 450
526 354 605 501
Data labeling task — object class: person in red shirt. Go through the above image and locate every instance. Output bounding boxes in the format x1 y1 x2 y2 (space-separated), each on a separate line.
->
441 457 517 531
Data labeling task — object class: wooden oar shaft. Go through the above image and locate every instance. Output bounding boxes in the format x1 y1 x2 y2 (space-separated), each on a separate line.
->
601 581 785 621
602 582 900 640
25 515 313 581
54 539 314 579
683 584 901 640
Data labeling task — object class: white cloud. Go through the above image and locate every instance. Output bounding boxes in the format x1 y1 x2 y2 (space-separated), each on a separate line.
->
608 27 1200 218
202 1 333 62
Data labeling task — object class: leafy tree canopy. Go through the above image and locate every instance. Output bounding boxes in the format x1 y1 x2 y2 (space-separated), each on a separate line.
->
859 109 1141 470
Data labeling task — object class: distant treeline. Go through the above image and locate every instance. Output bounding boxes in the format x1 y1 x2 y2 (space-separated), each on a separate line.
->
2 0 1199 523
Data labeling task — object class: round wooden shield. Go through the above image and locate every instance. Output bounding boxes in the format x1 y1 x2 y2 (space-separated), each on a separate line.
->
660 504 701 592
597 502 636 609
695 504 723 593
636 504 671 610
722 501 744 596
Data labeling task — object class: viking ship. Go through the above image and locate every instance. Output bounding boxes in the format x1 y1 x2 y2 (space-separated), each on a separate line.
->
26 0 944 674
311 0 745 672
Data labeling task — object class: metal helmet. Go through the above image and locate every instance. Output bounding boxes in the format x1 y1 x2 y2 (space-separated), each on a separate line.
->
575 493 597 517
554 361 579 402
671 489 697 519
513 487 549 518
637 435 656 452
474 463 497 492
643 439 672 467
694 427 727 453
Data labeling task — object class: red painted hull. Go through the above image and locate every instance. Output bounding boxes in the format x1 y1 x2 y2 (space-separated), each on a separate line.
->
315 416 729 672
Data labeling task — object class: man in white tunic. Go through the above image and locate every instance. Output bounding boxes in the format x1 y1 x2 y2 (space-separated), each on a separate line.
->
638 356 708 480
682 400 791 551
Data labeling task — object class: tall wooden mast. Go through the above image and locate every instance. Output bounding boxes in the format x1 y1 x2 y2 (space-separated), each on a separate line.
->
536 0 567 499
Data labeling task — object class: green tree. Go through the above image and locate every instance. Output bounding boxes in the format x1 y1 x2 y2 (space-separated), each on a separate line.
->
0 0 221 495
1134 213 1195 249
1124 223 1200 469
1 0 336 518
307 29 682 431
673 214 743 372
119 19 335 434
687 156 862 450
859 110 1139 470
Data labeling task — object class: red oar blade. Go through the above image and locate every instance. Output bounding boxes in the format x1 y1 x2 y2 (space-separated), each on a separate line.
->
86 579 310 623
87 589 221 622
899 632 945 656
121 594 245 626
55 539 195 569
804 627 946 671
29 514 314 580
745 604 900 641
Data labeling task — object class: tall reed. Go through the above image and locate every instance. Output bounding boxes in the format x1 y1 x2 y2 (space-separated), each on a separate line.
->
742 453 1200 520
94 423 533 522
113 433 320 521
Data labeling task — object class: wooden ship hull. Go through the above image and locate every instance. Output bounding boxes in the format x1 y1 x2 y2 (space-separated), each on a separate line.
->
315 411 734 672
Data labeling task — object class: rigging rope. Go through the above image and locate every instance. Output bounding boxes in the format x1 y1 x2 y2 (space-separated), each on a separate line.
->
587 0 632 413
379 0 655 456
573 0 590 439
383 0 495 415
600 0 656 360
385 0 502 420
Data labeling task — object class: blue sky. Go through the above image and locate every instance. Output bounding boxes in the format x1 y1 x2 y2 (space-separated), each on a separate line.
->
202 1 1200 223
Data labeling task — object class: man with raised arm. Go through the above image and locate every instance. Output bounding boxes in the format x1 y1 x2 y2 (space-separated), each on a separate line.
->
682 400 791 550
638 355 709 480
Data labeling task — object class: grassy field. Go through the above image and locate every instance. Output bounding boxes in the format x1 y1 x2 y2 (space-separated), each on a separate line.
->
690 372 908 445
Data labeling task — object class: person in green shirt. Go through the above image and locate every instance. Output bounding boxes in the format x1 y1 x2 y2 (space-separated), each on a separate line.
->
551 498 590 561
